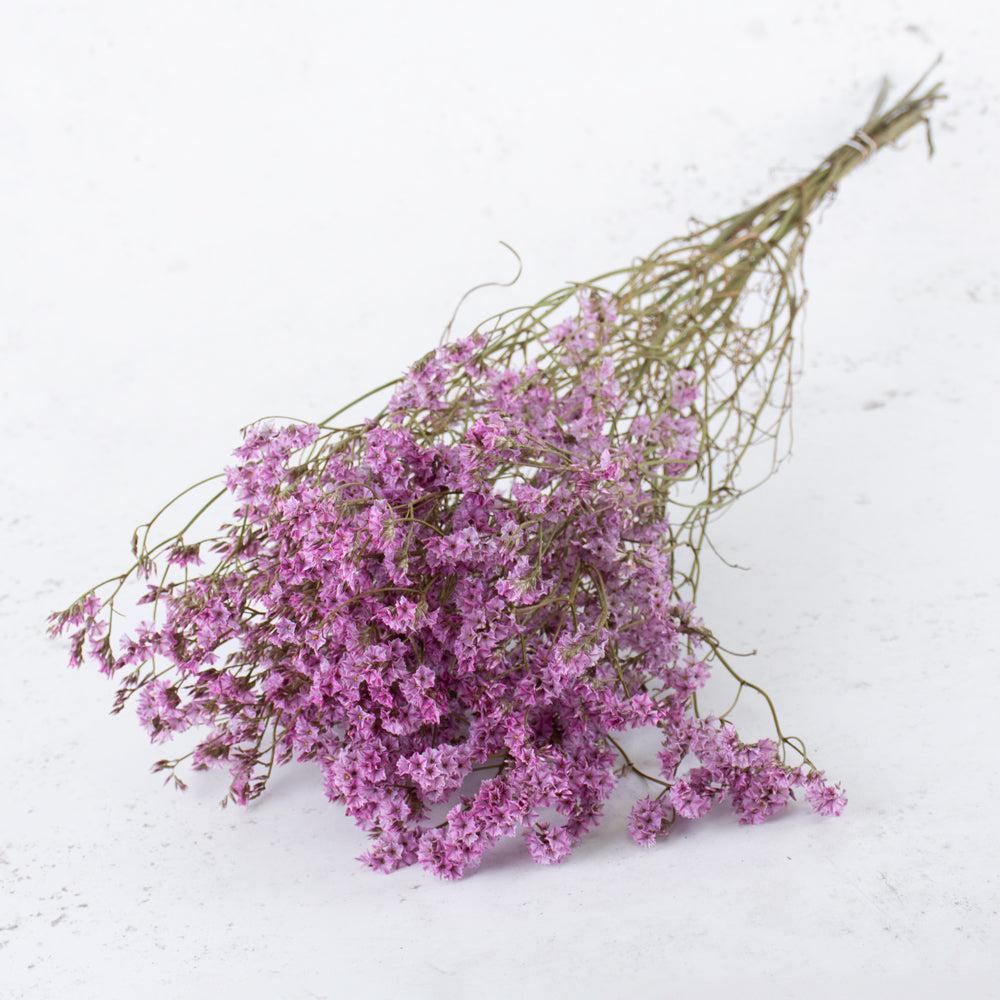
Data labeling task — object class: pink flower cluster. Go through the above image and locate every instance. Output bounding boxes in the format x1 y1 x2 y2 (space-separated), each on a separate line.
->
51 295 844 878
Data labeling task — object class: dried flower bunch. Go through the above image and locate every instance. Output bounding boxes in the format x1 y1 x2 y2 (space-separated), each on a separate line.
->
51 74 942 878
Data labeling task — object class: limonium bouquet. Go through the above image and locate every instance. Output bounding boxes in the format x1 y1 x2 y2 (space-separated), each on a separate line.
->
50 73 943 878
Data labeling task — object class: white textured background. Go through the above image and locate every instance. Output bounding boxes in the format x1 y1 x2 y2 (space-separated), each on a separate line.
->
2 2 998 997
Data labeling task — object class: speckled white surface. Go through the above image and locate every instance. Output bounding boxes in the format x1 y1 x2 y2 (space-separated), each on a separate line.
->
2 3 999 997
